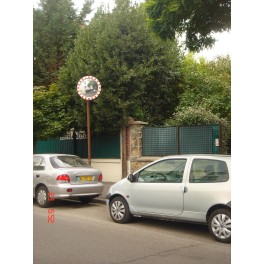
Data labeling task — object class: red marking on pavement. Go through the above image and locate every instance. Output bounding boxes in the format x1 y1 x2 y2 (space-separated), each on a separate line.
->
48 208 55 224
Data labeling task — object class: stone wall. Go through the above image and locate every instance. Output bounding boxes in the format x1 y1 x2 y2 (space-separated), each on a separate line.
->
127 118 160 173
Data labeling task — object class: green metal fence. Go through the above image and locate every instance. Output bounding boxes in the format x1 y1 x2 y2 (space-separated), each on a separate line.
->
35 134 120 159
142 127 178 156
35 125 221 158
142 125 220 156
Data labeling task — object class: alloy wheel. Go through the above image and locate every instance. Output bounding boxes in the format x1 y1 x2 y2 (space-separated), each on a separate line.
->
111 200 125 221
211 213 231 240
37 189 47 205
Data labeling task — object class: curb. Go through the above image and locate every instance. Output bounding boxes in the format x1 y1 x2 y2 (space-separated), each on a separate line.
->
93 197 107 205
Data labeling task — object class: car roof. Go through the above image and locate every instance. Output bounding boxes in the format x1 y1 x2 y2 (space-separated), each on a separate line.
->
162 154 231 160
33 154 77 157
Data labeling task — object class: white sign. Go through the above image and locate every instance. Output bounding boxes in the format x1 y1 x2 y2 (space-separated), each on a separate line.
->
77 76 101 101
215 138 219 147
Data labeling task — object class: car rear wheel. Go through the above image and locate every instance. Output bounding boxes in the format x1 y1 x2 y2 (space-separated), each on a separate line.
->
110 196 131 224
79 197 92 204
36 186 51 208
208 208 231 243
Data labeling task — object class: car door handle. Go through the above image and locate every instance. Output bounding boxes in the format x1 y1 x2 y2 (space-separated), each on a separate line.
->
184 187 188 193
36 175 40 178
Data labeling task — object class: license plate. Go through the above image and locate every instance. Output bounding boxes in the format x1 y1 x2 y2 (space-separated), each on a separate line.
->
78 176 94 181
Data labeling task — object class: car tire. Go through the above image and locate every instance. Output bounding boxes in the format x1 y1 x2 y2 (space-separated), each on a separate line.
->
208 208 231 243
79 197 92 204
109 196 131 224
36 186 52 208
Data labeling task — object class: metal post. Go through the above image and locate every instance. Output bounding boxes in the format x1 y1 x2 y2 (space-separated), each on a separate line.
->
87 101 91 165
219 122 223 154
72 128 77 155
121 126 127 178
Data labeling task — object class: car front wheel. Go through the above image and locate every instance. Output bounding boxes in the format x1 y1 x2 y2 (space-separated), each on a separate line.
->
36 186 51 208
208 208 231 243
109 196 131 224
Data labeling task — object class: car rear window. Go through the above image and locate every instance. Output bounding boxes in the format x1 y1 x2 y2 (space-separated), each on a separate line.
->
189 159 229 183
50 156 90 168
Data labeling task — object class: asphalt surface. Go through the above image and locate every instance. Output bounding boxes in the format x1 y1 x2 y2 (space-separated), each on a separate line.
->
34 199 231 264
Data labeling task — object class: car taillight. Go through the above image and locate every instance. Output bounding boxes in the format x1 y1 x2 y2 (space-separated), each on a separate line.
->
56 174 70 183
98 174 103 182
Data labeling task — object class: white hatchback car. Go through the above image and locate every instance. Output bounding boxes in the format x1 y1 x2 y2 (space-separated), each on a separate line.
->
33 154 104 207
106 155 231 243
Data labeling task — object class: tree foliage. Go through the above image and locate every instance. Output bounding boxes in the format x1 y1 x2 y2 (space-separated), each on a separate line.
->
145 0 231 51
33 0 93 86
58 0 183 134
177 54 231 121
165 105 225 126
165 54 231 153
33 84 72 144
33 0 231 145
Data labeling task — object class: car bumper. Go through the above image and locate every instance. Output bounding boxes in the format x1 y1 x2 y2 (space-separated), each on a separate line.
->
105 192 111 206
48 182 104 199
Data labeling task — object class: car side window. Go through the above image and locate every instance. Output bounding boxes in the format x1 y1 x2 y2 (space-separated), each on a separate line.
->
137 159 187 183
33 156 45 171
189 159 229 183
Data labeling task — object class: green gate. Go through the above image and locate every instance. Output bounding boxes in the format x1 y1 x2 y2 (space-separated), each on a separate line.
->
142 124 220 156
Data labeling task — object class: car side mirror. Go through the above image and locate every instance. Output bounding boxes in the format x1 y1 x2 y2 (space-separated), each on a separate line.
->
127 173 136 182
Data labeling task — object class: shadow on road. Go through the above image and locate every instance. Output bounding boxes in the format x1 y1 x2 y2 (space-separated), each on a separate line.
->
33 198 101 209
128 217 211 241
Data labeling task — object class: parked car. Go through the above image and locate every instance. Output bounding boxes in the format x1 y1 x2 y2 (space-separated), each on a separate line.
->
106 154 231 243
33 154 103 207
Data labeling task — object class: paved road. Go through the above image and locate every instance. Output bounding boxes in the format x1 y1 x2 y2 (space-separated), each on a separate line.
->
33 199 231 264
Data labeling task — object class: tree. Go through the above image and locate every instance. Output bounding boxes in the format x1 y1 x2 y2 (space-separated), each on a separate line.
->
145 0 231 51
177 54 231 121
165 55 231 153
58 0 183 134
33 0 94 86
33 84 72 144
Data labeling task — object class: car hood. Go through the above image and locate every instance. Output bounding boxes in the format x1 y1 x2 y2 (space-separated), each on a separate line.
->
109 177 130 195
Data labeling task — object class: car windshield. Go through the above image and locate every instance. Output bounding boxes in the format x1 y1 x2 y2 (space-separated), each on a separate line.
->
50 156 90 168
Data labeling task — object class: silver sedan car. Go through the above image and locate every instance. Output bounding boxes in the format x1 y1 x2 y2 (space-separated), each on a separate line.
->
33 154 104 207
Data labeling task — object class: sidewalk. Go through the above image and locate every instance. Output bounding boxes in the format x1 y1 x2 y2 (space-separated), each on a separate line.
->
94 182 116 204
